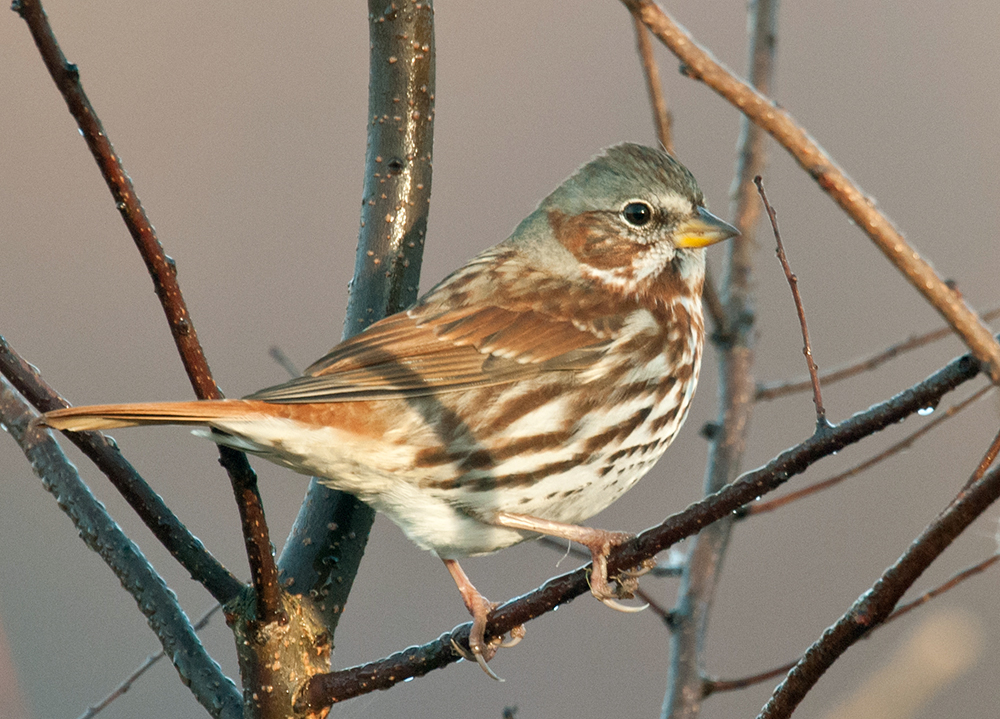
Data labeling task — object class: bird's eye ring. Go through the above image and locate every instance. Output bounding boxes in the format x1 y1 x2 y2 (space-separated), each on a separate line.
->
621 201 653 227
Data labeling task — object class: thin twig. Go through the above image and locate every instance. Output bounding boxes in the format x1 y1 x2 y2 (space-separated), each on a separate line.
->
749 384 994 515
631 11 673 154
78 605 222 719
268 346 301 378
623 0 1000 384
888 554 1000 622
706 553 1000 695
297 343 987 711
756 176 829 432
0 381 241 719
13 0 283 626
963 422 1000 492
756 307 1000 401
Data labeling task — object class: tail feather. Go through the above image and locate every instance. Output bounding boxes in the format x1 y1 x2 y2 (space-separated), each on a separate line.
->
36 400 259 432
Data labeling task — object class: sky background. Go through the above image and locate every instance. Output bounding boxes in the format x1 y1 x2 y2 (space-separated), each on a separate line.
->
1 1 999 718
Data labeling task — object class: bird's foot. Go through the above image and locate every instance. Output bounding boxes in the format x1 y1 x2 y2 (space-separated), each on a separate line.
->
444 558 517 680
489 513 649 613
582 530 649 613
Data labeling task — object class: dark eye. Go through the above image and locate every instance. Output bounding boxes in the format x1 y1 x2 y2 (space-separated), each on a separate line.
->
621 201 653 227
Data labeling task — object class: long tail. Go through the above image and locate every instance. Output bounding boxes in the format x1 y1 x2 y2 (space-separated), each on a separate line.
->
36 400 262 432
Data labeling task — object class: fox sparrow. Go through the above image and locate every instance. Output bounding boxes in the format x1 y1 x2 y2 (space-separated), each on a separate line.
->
39 143 737 676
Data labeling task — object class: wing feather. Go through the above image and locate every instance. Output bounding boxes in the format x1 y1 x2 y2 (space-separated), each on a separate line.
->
247 304 611 404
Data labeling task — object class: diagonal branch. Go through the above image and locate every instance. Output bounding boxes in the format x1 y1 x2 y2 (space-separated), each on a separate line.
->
0 336 243 604
757 448 1000 719
707 552 1000 695
297 342 988 710
13 0 281 625
623 0 1000 384
756 306 1000 401
0 380 242 719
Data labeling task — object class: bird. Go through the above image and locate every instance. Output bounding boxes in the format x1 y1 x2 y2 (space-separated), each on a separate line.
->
37 143 738 676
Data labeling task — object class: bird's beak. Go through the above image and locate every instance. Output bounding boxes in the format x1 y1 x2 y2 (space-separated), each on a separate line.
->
674 207 740 248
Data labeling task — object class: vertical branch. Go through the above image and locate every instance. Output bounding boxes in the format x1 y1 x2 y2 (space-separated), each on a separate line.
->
277 0 435 632
662 2 778 718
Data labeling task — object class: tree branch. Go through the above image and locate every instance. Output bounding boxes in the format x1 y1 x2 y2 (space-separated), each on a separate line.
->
13 0 281 626
0 336 243 604
661 2 776 716
756 175 830 431
707 552 1000 695
631 11 673 154
623 0 1000 384
757 453 1000 719
277 0 436 635
0 380 241 719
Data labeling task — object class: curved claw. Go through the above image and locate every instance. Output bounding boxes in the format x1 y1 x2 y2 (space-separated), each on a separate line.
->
475 650 504 681
500 624 526 648
600 597 649 613
450 636 504 681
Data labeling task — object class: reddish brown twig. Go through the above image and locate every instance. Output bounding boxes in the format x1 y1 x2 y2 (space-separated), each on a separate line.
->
14 0 282 626
749 384 994 515
623 0 1000 384
706 552 1000 696
631 12 673 154
757 307 1000 402
755 176 829 432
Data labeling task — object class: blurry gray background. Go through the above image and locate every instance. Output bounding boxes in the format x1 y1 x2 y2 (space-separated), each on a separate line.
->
2 1 999 717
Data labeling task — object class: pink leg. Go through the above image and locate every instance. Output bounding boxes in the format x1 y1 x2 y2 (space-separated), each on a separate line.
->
491 512 646 612
443 558 502 679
